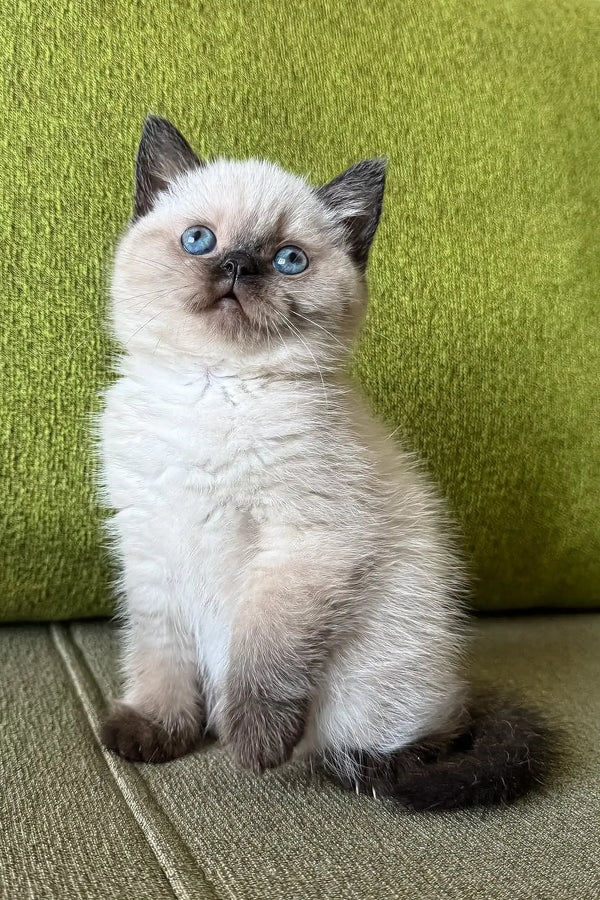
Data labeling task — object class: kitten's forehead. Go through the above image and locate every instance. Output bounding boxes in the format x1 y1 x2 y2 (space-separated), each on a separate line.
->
166 158 325 243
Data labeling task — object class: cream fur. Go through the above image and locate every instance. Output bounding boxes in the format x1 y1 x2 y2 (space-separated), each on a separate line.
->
98 155 469 777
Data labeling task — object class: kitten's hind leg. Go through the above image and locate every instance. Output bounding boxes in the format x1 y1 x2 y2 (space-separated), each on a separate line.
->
102 613 204 763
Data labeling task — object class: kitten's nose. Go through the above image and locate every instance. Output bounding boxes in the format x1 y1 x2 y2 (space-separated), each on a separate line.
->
221 252 257 280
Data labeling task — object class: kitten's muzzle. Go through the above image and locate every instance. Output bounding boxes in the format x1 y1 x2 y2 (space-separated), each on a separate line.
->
220 252 258 280
212 292 243 311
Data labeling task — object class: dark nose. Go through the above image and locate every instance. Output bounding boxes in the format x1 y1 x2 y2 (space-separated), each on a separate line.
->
221 251 258 279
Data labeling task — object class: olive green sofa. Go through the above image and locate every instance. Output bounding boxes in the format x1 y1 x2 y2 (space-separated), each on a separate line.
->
2 0 599 897
2 615 599 899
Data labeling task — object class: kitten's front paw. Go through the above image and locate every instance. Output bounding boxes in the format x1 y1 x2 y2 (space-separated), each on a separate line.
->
223 698 305 775
102 703 199 763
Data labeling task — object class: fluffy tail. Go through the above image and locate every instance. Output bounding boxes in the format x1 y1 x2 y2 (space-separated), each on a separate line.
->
326 698 551 811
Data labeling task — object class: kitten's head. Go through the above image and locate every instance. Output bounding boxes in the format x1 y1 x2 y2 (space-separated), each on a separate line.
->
111 116 386 375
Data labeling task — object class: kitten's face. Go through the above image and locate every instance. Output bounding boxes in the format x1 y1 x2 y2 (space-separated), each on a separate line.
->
111 117 385 374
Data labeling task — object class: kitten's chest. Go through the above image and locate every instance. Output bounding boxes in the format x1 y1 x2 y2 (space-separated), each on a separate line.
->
103 370 301 509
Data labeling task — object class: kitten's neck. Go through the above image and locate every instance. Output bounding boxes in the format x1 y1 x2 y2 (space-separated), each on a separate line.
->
118 350 346 387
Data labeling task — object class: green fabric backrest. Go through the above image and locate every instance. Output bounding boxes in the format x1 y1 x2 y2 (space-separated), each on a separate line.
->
2 0 599 621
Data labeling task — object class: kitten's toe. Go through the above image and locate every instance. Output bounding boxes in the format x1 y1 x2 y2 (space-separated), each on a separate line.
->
102 703 199 763
224 699 305 774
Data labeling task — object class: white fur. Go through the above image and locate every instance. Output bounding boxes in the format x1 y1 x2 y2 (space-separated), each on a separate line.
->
98 156 468 775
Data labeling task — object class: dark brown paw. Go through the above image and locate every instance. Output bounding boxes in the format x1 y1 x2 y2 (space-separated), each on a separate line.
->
223 698 305 775
102 704 199 763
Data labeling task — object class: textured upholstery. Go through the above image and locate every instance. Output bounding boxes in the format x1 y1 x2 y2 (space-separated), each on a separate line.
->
2 614 599 898
2 0 599 620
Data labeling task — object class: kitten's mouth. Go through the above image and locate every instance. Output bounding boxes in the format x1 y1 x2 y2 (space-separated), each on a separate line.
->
211 290 243 311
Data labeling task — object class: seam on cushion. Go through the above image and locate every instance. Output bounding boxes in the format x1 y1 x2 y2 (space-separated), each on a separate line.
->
51 623 221 900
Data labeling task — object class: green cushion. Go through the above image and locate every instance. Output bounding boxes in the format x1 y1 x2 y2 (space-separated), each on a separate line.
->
2 614 599 897
2 0 599 620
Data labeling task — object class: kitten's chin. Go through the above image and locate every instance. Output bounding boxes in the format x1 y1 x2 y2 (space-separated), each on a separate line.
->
204 297 258 344
189 288 281 348
201 300 270 350
190 288 247 319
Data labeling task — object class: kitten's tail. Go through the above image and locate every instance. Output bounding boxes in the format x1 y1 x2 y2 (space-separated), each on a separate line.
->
327 697 552 811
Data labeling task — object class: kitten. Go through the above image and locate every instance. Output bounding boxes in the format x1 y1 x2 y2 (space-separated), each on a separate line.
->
98 115 547 810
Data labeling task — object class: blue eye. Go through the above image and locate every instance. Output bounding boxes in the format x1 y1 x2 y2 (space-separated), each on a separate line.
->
273 246 309 275
181 226 217 255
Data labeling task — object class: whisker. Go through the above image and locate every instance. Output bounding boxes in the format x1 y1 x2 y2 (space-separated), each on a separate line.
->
66 328 108 362
66 284 194 360
288 307 347 349
127 283 198 312
337 308 398 349
118 249 197 277
273 310 329 407
269 318 302 394
123 308 165 348
123 283 194 306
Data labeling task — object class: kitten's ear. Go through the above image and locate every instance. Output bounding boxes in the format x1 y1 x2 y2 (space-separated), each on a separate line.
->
133 115 203 220
316 159 386 268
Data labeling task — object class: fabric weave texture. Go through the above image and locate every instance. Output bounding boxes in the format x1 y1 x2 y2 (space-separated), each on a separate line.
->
2 0 599 619
2 614 599 899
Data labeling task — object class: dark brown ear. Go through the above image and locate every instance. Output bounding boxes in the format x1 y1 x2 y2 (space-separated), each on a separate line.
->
133 115 203 220
316 159 386 269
